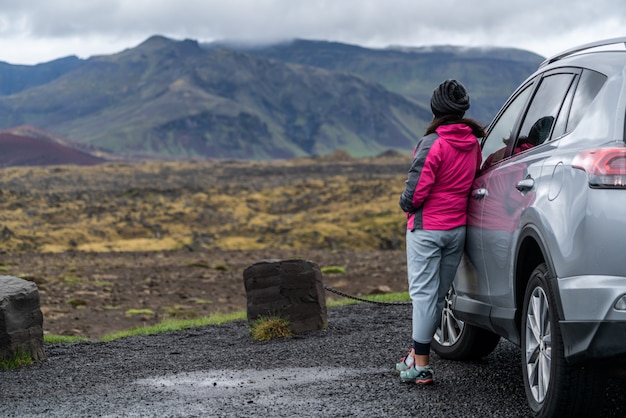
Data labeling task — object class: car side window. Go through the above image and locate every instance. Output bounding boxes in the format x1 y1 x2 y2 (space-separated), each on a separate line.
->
566 69 607 133
513 73 576 152
481 85 532 170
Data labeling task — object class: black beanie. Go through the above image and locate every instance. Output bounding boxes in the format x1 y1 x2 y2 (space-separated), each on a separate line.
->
430 79 470 117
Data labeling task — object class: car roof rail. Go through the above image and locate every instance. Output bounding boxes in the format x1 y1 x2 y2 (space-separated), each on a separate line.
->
540 37 626 67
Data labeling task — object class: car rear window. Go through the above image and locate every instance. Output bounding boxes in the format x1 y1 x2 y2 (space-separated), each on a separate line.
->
566 69 607 133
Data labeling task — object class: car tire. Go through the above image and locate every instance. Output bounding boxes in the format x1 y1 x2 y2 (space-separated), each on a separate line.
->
521 263 606 417
432 285 500 360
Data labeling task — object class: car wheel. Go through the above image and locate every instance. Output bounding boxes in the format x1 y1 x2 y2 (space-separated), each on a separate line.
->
432 285 500 360
521 263 606 417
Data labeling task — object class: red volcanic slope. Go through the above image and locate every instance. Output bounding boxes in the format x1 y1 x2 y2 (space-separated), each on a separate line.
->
0 132 105 167
5 125 72 144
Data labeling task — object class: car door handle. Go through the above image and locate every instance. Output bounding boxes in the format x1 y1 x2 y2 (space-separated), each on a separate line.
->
472 188 488 200
516 178 535 192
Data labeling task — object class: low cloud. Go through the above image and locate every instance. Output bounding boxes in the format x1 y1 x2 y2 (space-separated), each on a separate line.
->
0 0 624 64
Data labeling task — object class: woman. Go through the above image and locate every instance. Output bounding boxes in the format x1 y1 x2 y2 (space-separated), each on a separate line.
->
396 79 485 384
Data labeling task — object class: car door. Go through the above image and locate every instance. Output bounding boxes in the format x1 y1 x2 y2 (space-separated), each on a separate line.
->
455 83 533 317
481 70 579 331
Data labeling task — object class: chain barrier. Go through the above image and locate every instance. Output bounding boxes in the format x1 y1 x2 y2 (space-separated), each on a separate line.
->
323 284 412 305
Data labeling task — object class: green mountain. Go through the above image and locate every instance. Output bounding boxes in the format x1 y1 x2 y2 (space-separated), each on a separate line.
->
215 39 544 124
0 36 433 159
0 36 545 161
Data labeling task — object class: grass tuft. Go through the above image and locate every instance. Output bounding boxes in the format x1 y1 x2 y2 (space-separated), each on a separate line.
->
321 265 346 274
67 298 88 308
213 264 229 271
0 350 33 371
249 316 294 341
63 274 80 285
125 308 155 317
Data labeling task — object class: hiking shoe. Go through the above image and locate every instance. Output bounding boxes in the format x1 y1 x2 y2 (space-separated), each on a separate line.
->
395 349 415 373
399 365 434 385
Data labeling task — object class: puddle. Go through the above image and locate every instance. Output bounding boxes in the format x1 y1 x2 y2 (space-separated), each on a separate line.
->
114 367 390 416
136 367 366 396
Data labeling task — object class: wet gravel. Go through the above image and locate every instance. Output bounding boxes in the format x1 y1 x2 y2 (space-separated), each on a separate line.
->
1 303 625 417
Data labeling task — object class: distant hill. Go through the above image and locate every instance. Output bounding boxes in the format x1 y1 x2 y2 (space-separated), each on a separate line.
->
0 56 83 95
213 39 544 124
0 127 105 167
0 36 545 163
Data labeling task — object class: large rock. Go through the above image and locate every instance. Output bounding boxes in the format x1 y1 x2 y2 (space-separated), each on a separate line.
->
0 276 46 363
243 259 327 333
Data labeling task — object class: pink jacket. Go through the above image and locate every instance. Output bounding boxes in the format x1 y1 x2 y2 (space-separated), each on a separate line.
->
399 123 482 231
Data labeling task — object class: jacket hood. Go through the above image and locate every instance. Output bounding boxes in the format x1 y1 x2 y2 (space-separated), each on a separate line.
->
436 123 479 152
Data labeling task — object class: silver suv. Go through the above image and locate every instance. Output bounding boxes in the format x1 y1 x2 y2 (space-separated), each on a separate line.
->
432 38 626 417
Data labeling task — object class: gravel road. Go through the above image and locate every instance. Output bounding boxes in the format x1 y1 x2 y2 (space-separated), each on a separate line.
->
1 303 624 417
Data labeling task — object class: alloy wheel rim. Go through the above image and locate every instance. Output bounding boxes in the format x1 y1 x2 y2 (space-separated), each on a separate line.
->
434 288 464 346
525 286 552 403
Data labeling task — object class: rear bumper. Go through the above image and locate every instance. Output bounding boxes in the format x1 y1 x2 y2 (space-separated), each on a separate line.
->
558 275 626 362
560 320 626 363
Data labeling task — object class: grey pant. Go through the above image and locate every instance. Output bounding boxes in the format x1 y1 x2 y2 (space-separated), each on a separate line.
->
406 226 466 344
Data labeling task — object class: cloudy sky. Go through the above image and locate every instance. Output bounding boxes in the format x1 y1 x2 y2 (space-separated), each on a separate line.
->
0 0 624 65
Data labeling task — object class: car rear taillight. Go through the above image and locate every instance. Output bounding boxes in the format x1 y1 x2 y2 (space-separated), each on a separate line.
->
572 147 626 188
